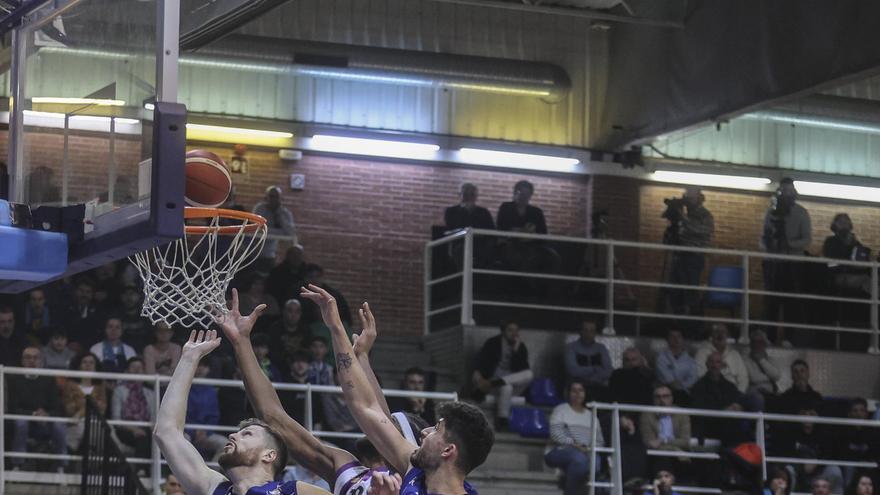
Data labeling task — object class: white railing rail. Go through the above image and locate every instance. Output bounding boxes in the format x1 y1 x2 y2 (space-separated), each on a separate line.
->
424 228 880 351
0 366 457 494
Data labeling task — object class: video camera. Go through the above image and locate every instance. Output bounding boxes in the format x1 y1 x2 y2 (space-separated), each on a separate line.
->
661 197 686 245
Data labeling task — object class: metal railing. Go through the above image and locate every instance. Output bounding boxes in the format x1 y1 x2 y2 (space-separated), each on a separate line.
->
424 228 880 351
585 402 880 495
0 366 456 495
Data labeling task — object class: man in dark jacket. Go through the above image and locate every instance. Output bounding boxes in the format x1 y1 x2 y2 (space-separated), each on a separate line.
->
472 320 533 428
690 352 746 445
777 360 823 414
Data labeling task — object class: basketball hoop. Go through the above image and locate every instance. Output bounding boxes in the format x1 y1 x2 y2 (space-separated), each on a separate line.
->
131 207 267 328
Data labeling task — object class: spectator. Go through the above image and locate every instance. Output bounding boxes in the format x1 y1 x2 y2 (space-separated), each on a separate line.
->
280 351 324 427
42 328 75 370
20 288 53 342
836 399 879 486
282 464 331 493
119 285 151 352
239 273 281 322
89 316 137 373
689 352 746 444
846 474 874 495
471 320 534 429
640 385 691 451
646 468 684 495
92 262 121 308
7 347 67 471
496 180 560 275
111 357 154 459
764 466 792 495
778 359 823 414
609 347 655 407
445 183 495 231
143 323 182 376
0 305 25 366
387 367 436 425
306 336 333 385
186 359 227 461
61 352 108 450
655 329 698 403
667 187 714 316
251 333 281 382
253 185 297 273
743 330 781 410
564 319 612 400
694 324 749 393
813 477 834 495
544 380 605 495
162 474 185 495
761 178 812 346
267 299 310 366
771 408 843 493
321 373 360 452
823 214 871 296
62 278 103 348
266 245 306 306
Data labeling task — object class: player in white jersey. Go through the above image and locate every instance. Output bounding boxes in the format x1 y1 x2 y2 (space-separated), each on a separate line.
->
215 290 424 495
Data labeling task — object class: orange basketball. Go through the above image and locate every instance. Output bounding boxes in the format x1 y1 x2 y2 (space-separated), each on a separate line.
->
185 150 232 208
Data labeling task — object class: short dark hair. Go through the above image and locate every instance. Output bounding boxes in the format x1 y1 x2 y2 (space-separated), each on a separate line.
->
791 359 809 369
567 379 589 406
404 367 426 378
126 356 144 369
237 418 288 478
307 335 328 347
499 320 517 332
513 180 534 194
436 402 494 474
780 177 794 186
70 352 103 383
47 327 66 339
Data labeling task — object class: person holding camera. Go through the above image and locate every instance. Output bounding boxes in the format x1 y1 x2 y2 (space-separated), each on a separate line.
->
665 187 715 315
760 178 812 346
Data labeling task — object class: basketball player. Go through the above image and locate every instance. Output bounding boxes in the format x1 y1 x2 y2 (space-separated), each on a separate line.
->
301 285 495 495
214 289 424 495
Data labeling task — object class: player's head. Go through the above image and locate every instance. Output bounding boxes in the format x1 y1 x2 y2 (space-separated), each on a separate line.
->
356 412 429 469
411 402 494 476
218 418 288 479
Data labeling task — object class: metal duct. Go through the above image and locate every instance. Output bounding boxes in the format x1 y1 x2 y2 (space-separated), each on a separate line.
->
745 94 880 134
200 34 572 101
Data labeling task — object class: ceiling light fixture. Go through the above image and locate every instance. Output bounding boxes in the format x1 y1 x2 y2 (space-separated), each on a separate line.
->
310 135 440 160
651 170 772 191
793 180 880 203
458 147 580 172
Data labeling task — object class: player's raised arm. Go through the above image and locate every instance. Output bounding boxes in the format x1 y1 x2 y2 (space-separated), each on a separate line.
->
153 330 227 495
352 302 391 417
301 285 415 474
214 289 354 484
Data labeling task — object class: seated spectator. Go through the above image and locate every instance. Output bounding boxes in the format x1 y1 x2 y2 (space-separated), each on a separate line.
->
62 278 103 348
162 474 185 495
280 351 325 427
445 183 495 231
388 367 436 425
238 273 281 323
251 333 281 382
778 359 823 414
846 473 875 495
143 323 182 376
744 330 781 411
694 323 749 393
545 380 605 495
266 244 306 306
564 319 612 400
322 373 360 452
306 336 333 385
90 316 137 373
609 347 655 408
836 399 879 486
655 329 698 404
764 466 792 495
119 285 152 352
641 385 691 451
267 299 310 366
186 359 227 461
471 320 533 429
7 346 67 471
814 477 834 495
61 352 108 450
823 213 871 295
111 357 154 459
689 352 746 445
282 464 331 493
771 408 843 494
43 328 75 370
20 288 53 343
645 468 684 495
0 305 26 366
496 180 560 274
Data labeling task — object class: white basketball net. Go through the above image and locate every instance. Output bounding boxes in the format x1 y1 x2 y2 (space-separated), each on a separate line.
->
130 211 267 328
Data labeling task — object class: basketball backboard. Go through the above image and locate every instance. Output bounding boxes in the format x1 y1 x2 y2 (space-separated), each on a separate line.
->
0 0 186 292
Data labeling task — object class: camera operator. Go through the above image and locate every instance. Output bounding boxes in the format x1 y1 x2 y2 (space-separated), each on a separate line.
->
760 178 812 346
665 187 715 315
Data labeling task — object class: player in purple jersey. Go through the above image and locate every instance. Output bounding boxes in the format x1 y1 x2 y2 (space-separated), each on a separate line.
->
153 330 331 495
301 285 495 495
214 290 425 495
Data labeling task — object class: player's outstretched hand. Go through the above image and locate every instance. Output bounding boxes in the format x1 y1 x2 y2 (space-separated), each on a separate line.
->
300 284 344 329
352 302 377 357
212 288 266 345
367 472 402 495
181 329 221 360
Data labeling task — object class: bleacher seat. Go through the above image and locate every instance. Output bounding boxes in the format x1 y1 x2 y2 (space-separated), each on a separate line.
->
509 406 550 438
528 377 563 406
705 265 744 308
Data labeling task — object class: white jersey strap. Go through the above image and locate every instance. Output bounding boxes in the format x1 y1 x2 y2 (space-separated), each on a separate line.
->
333 462 369 495
392 412 418 446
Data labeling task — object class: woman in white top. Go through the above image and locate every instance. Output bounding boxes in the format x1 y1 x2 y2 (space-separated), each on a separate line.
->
545 379 605 495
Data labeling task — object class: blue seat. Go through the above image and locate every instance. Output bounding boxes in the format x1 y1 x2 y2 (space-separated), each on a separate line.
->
508 406 550 438
528 377 563 406
705 265 744 308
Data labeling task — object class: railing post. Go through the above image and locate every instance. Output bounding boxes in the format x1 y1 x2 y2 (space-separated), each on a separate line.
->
870 263 879 354
424 243 432 335
757 415 767 481
461 229 474 326
740 255 751 344
305 384 314 431
152 376 162 495
610 408 623 495
588 404 598 495
1 365 5 493
605 243 616 334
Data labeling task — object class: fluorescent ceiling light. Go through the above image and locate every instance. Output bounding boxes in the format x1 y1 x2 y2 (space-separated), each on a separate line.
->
19 110 142 135
185 123 294 147
743 113 880 134
458 147 579 172
32 97 126 106
651 170 771 191
446 83 551 97
144 103 155 111
310 135 440 160
793 180 880 203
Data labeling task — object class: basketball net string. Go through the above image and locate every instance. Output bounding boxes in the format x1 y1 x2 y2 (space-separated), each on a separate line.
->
130 215 267 328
